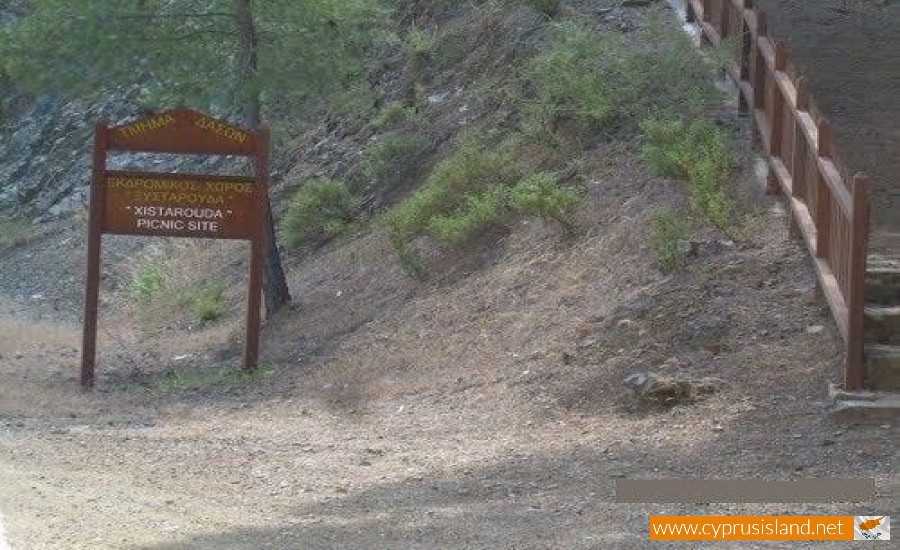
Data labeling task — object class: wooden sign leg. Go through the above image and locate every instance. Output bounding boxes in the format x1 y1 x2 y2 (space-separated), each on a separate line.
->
243 126 271 373
80 233 101 389
244 236 264 372
81 123 107 390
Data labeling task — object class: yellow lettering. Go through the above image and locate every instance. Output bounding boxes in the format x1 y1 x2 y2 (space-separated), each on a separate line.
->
194 116 248 143
117 113 176 139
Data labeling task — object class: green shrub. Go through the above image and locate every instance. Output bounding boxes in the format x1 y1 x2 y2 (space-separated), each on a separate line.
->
641 115 733 227
508 172 581 228
371 100 426 130
391 234 427 280
131 261 169 302
157 365 274 391
520 19 723 142
427 187 508 245
526 0 561 16
648 209 693 273
382 143 524 275
282 178 357 250
363 133 422 183
383 144 521 243
522 22 613 138
327 83 378 125
190 283 227 323
172 281 228 324
405 25 435 57
0 217 34 250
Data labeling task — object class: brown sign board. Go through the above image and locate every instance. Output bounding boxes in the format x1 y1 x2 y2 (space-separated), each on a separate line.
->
81 108 269 389
107 108 255 156
102 171 260 240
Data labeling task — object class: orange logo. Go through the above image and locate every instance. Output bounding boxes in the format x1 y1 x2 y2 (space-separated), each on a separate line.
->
858 517 885 531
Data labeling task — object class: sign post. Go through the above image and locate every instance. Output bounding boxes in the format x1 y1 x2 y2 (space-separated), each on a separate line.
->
81 109 269 389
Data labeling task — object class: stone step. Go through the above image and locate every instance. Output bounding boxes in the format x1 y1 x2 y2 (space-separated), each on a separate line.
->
864 345 900 391
865 270 900 306
864 306 900 345
829 384 900 423
867 254 900 270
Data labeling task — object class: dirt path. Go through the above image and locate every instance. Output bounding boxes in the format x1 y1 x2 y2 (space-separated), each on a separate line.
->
760 0 900 256
1 311 895 549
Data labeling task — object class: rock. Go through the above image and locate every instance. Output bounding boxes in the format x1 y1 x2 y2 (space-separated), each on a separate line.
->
0 88 235 219
623 371 721 406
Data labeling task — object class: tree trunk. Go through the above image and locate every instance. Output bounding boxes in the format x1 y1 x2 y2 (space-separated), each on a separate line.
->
234 0 292 317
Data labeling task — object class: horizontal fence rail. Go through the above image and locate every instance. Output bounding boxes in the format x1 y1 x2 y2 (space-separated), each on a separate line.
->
684 0 870 389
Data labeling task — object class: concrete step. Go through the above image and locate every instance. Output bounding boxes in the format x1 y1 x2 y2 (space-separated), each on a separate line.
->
868 254 900 270
865 269 900 306
828 383 900 422
864 345 900 391
864 306 900 345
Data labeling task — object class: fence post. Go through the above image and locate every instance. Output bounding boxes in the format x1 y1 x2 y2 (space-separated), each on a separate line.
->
794 76 810 195
846 173 869 390
770 41 787 159
815 119 832 260
738 0 753 116
718 0 729 39
686 0 697 23
752 9 767 112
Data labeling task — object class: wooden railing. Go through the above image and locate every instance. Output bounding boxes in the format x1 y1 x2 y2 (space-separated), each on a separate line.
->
684 0 870 389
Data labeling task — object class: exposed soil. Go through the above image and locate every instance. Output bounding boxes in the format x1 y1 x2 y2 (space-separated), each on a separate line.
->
759 0 900 256
1 136 895 549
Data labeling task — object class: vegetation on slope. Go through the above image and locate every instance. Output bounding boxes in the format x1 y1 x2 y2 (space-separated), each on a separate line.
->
1 0 744 328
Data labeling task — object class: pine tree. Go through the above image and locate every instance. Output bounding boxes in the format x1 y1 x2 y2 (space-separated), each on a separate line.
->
0 0 387 315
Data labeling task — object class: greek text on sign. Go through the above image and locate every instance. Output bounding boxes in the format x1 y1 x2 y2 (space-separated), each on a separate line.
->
102 171 259 240
108 108 254 155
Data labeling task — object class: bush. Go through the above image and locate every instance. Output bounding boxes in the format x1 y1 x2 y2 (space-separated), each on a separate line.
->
382 142 590 276
282 178 357 250
405 25 435 57
520 19 723 142
391 234 427 280
641 115 733 227
363 133 422 183
131 261 169 302
0 217 34 250
157 365 274 391
172 281 228 324
383 144 521 242
327 83 377 121
648 209 693 273
508 172 581 228
522 22 613 140
526 0 561 16
190 283 227 323
427 187 508 245
382 143 523 275
371 100 426 130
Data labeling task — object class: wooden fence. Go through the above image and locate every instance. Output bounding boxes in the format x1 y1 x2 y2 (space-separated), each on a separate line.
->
684 0 870 390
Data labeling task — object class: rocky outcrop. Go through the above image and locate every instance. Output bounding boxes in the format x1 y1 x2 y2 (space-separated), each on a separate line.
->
0 91 235 222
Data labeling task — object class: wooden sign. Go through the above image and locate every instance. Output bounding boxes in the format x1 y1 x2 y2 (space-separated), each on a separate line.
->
108 108 255 155
102 172 260 239
81 108 269 389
